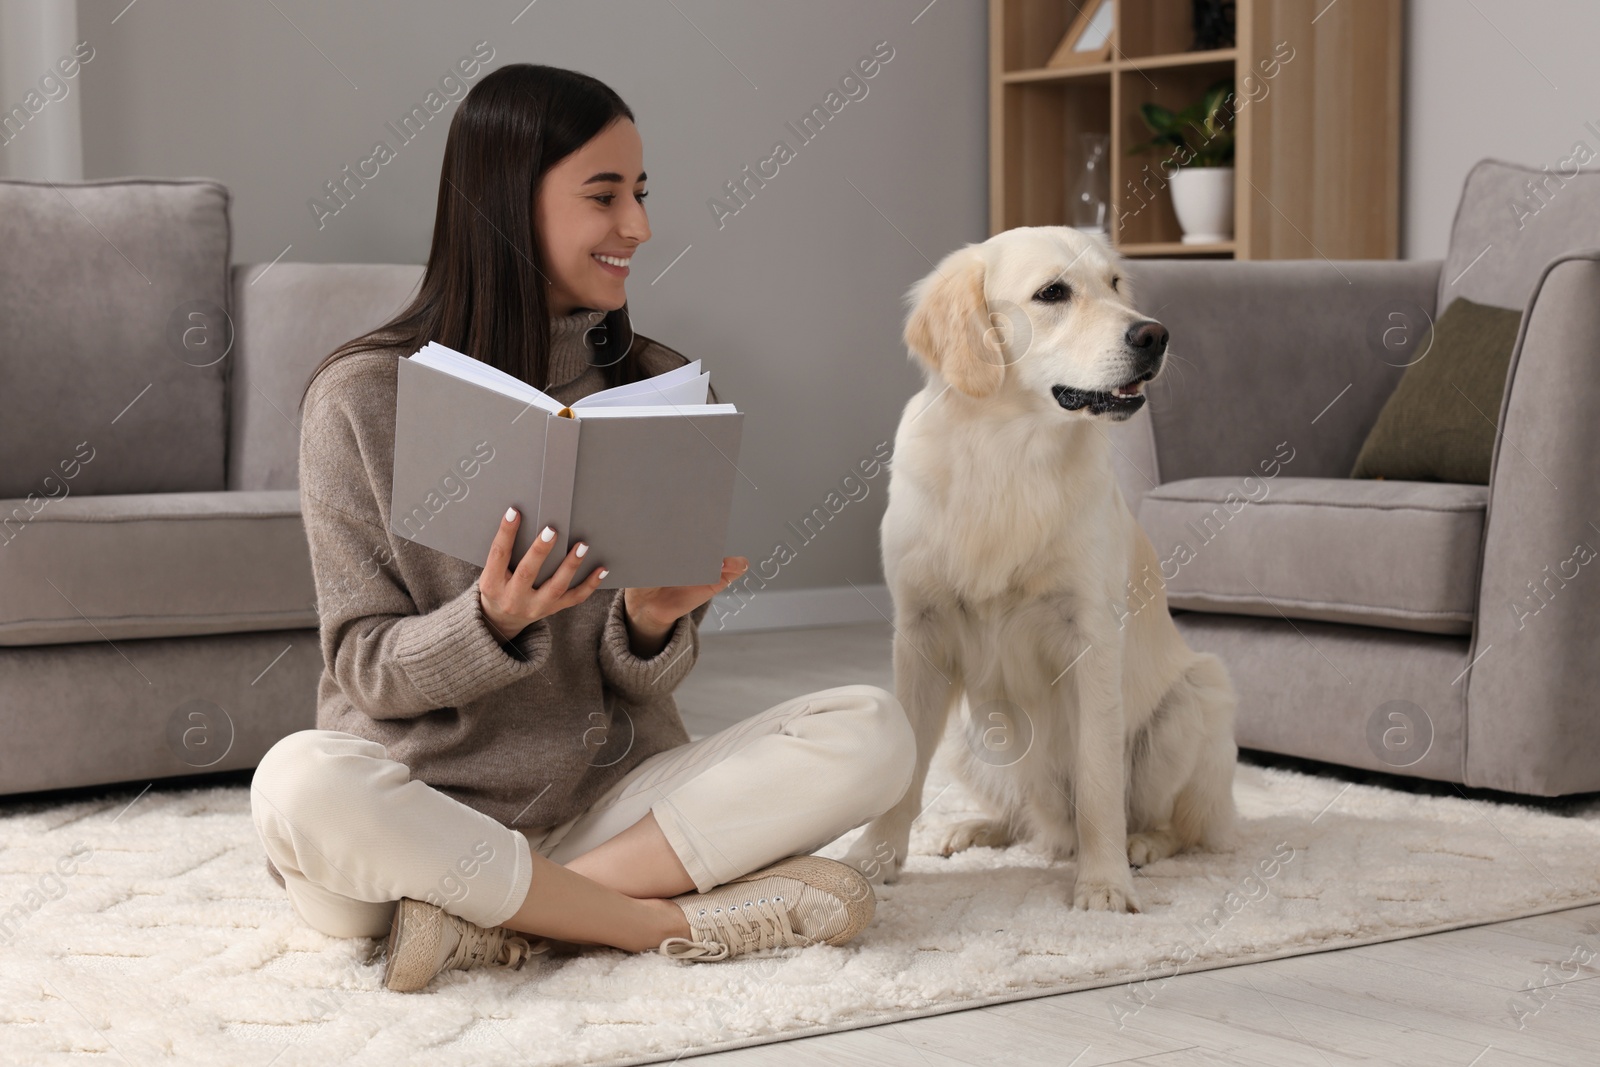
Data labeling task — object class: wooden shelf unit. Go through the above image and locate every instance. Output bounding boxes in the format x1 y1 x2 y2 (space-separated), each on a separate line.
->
989 0 1402 259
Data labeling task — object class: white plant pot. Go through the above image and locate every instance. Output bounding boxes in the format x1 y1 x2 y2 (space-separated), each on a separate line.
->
1168 166 1234 244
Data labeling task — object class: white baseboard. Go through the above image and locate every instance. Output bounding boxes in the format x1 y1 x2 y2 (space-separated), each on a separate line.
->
703 583 894 633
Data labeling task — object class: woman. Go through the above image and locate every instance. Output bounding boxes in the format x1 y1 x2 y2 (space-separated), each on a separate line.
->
249 64 915 994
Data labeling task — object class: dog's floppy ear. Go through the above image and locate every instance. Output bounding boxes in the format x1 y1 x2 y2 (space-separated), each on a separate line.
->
903 245 1004 399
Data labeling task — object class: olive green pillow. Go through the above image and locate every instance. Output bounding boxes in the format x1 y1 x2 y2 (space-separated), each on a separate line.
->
1350 297 1523 484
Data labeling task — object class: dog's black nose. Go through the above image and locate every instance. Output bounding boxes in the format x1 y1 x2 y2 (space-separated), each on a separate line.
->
1126 320 1169 358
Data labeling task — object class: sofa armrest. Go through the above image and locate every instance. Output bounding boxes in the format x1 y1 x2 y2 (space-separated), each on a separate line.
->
1466 251 1600 795
1127 258 1442 482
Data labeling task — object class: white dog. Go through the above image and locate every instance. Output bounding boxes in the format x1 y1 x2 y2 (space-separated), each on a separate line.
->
841 226 1238 912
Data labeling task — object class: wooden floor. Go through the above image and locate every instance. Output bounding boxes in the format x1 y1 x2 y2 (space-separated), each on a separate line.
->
676 623 1600 1067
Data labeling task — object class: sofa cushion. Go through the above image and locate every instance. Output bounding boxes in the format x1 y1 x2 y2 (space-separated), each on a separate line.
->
1350 296 1523 484
1440 158 1600 313
0 490 316 646
229 263 423 491
0 179 232 499
1138 477 1487 635
1129 259 1441 485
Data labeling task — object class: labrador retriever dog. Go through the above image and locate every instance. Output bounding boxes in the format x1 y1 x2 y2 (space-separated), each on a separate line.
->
840 226 1238 912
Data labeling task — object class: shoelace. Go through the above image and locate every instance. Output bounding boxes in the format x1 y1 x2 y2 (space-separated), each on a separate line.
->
660 897 810 961
445 916 545 972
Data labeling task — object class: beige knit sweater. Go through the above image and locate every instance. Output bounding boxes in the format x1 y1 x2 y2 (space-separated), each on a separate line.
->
296 311 710 833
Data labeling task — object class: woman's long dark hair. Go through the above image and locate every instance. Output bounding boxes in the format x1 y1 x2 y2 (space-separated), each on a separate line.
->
299 64 665 410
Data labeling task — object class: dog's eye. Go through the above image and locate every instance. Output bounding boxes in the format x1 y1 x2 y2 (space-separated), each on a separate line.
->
1111 276 1121 291
1034 282 1070 304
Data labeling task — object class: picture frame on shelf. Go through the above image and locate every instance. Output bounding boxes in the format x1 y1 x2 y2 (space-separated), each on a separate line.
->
1046 0 1116 69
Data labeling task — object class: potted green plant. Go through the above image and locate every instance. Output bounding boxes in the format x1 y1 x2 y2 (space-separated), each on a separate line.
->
1131 80 1236 244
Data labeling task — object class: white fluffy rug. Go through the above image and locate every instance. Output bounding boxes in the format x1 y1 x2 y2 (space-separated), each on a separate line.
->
3 761 1600 1067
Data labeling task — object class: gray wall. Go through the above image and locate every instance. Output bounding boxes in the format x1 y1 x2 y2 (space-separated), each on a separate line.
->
1405 0 1600 258
75 0 987 600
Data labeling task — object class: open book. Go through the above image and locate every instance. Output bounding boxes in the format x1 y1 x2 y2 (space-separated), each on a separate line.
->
389 340 743 589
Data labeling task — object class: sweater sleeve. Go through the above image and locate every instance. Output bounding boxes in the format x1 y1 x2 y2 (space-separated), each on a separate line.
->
597 592 710 703
300 362 555 720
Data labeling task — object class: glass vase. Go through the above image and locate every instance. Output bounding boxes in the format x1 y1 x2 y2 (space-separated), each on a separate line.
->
1070 133 1111 236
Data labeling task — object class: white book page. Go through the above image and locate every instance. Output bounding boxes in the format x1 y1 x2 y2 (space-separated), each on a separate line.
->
411 342 562 412
408 344 725 416
418 342 552 404
576 372 710 408
573 403 740 418
571 360 705 406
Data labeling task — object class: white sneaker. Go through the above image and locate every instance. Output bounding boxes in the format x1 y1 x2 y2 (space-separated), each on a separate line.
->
659 855 876 961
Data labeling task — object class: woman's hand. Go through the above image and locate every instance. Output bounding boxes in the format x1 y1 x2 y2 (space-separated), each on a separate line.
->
479 506 607 644
622 556 749 656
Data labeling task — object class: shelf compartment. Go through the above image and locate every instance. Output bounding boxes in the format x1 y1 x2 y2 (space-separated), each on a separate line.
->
1113 63 1238 249
1118 0 1215 58
996 79 1112 230
995 0 1081 74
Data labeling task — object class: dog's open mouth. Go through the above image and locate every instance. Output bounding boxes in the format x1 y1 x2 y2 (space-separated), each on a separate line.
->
1051 373 1153 419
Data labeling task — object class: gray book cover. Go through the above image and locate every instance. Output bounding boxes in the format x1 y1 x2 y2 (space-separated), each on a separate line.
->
389 356 742 590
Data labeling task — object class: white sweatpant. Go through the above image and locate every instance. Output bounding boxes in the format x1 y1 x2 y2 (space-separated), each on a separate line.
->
250 684 915 938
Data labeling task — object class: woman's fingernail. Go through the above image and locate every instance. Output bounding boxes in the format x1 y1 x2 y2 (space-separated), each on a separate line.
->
597 568 609 579
575 542 589 558
540 526 555 542
505 507 518 522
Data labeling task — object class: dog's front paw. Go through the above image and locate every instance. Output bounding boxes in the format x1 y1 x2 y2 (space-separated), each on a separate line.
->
840 836 904 885
938 818 1014 857
1072 873 1141 913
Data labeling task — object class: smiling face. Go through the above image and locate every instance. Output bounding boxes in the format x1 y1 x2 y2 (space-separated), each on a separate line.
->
533 117 651 316
904 227 1169 423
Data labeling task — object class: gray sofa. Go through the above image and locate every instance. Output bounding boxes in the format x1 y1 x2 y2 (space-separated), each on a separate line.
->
1108 159 1600 797
0 178 421 796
